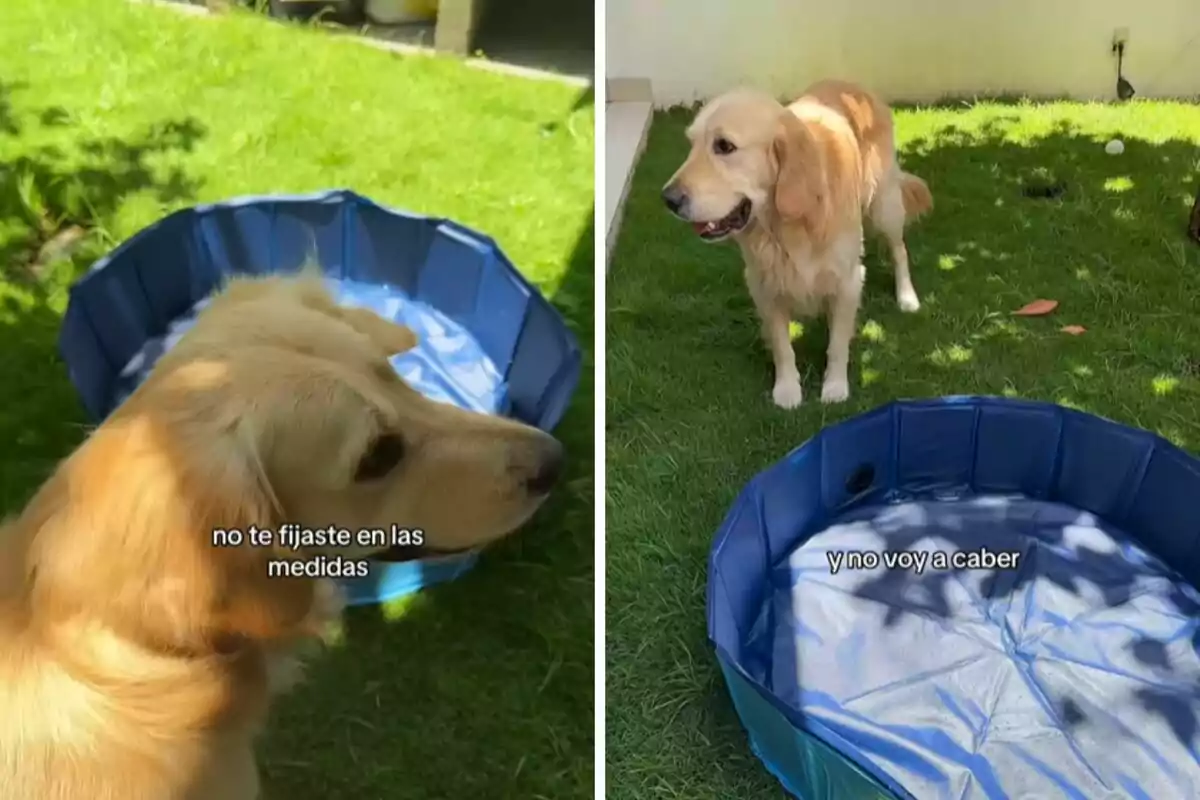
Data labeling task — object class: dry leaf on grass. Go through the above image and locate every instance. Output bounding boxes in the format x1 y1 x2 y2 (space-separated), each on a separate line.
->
1060 325 1087 335
1013 299 1059 316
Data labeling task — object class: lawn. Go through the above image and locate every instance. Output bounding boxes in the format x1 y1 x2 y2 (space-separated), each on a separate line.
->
0 1 593 798
606 99 1200 798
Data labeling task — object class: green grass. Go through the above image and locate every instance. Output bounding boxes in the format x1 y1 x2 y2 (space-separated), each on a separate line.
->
0 2 593 798
606 99 1200 798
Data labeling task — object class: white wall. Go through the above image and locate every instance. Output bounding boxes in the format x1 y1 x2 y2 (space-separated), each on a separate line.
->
606 0 1200 107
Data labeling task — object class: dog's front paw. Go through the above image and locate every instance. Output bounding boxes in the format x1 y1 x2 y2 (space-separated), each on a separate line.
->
772 379 804 409
307 578 346 640
897 290 921 313
820 377 850 404
264 649 309 695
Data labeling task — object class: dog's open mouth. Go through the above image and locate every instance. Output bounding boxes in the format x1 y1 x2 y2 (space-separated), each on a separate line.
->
692 198 751 241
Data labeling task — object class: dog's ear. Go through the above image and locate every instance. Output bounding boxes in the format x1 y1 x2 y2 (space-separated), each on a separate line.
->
189 417 321 647
28 381 321 654
336 307 419 356
772 112 831 239
215 274 418 357
287 276 419 356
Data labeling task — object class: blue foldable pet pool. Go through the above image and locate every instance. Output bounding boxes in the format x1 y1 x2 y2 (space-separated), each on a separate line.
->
58 189 581 606
708 397 1200 799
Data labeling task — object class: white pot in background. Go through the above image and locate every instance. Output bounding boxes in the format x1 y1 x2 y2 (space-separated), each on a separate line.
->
365 0 438 24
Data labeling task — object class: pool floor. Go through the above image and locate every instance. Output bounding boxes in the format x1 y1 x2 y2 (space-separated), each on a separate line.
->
753 496 1200 799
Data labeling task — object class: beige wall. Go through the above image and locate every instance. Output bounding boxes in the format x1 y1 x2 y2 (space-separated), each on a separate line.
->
435 0 491 53
606 0 1200 107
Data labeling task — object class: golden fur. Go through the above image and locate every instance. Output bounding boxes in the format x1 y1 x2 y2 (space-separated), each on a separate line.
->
664 79 932 408
0 273 563 798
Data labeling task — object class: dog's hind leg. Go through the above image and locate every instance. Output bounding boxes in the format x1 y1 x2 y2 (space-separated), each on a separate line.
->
869 176 922 313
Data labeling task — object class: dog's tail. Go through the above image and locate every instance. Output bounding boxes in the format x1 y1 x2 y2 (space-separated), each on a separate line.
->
900 172 933 221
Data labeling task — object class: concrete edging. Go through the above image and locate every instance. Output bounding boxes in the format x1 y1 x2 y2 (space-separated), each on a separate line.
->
605 77 653 270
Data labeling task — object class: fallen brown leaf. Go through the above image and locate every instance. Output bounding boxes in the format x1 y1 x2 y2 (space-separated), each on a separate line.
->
1013 299 1059 316
35 224 87 265
1060 325 1087 335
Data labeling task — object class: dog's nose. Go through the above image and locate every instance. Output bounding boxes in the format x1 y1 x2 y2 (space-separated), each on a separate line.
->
525 436 566 496
662 185 687 215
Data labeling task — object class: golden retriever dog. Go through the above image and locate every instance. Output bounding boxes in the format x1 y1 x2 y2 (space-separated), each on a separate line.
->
663 79 932 408
0 273 564 799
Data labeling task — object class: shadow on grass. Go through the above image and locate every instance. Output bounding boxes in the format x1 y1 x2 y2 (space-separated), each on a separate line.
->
0 81 207 507
0 80 24 136
0 81 206 274
475 0 594 81
785 117 1200 423
538 83 595 140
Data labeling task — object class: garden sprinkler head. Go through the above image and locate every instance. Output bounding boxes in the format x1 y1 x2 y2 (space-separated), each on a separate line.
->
1113 41 1136 101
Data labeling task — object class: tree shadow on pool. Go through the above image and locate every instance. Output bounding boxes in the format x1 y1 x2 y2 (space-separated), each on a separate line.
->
823 495 1200 756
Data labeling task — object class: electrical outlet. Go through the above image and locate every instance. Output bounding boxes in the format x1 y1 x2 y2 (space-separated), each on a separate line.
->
1113 27 1130 50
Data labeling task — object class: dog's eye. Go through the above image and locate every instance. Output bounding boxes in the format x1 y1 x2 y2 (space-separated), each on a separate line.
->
713 137 737 155
355 433 405 482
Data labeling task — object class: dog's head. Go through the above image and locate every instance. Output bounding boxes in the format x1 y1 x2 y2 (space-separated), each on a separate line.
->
662 88 824 243
179 276 566 560
25 276 563 653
